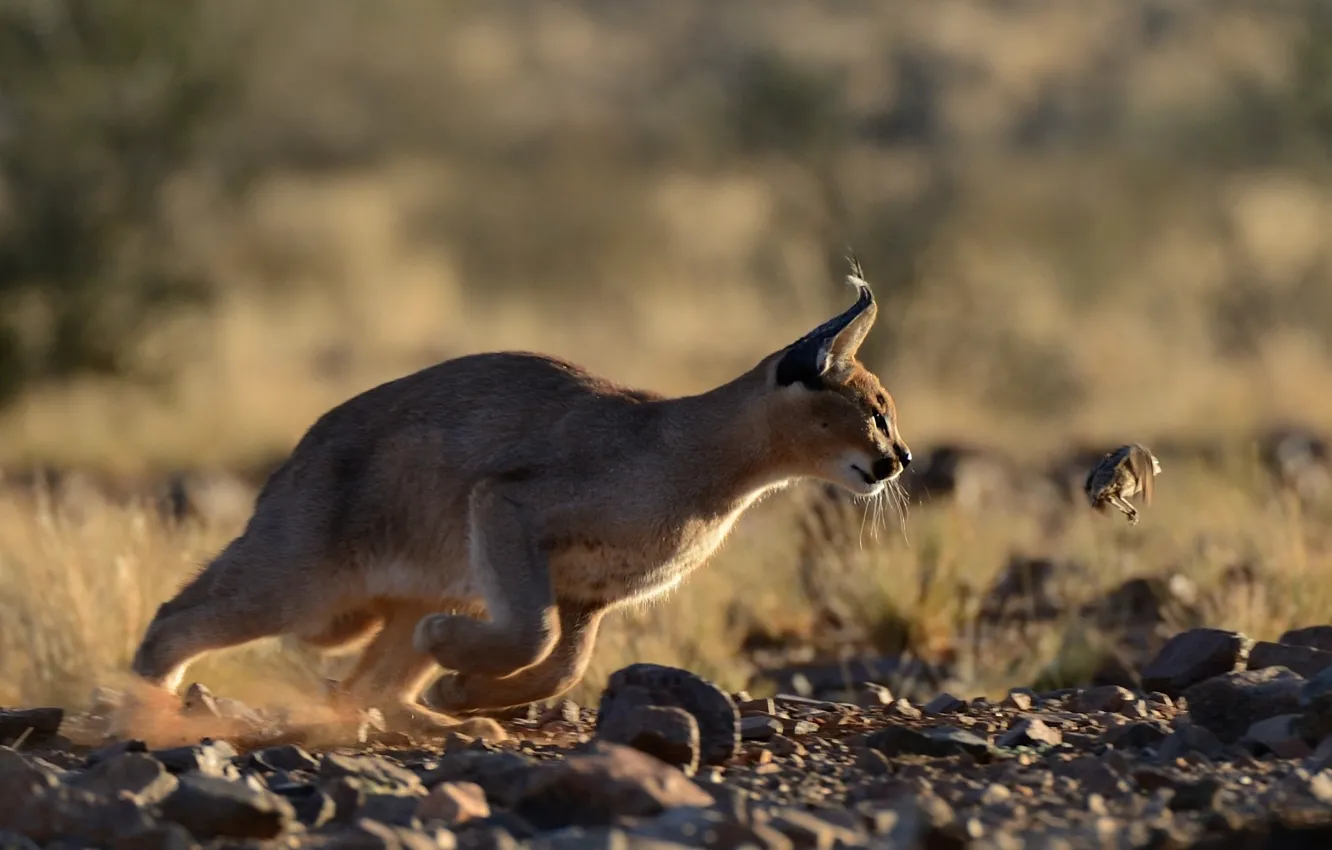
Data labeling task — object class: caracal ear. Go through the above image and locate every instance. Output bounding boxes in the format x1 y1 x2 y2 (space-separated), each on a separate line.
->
774 256 878 389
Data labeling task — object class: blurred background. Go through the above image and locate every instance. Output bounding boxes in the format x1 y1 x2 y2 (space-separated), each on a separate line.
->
3 0 1332 719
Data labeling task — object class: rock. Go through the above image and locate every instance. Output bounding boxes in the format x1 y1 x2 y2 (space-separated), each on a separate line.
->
249 744 320 774
631 806 790 850
337 817 452 850
180 683 220 719
1241 714 1311 758
1069 685 1136 714
923 693 965 715
767 807 867 849
0 708 63 745
1299 664 1332 740
1001 690 1035 711
270 781 336 827
867 725 996 761
1281 625 1332 653
596 664 739 766
152 740 237 777
417 751 536 807
538 700 582 726
1103 721 1169 750
596 705 700 775
320 753 424 791
113 822 198 850
856 683 894 707
159 773 295 839
997 718 1063 749
738 716 781 742
511 741 713 830
417 780 490 826
1182 666 1305 744
1139 628 1246 696
1156 723 1224 761
1247 641 1332 679
71 753 179 805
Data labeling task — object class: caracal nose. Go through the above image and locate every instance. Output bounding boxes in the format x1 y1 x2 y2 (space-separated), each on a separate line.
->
895 443 912 468
871 456 899 481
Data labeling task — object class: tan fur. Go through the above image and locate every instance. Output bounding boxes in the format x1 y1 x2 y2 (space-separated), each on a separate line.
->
129 265 911 734
1084 443 1162 526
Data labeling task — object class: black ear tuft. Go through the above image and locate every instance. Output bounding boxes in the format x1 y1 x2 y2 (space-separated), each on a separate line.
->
775 344 828 390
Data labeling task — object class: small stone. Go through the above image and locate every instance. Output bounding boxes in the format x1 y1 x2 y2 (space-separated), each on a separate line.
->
538 700 581 726
417 780 489 825
1140 628 1247 696
1248 641 1332 679
868 725 995 761
888 699 922 720
1070 685 1136 714
1242 714 1312 758
319 753 423 791
923 693 965 715
1280 625 1332 653
997 718 1062 749
152 741 238 778
248 744 319 774
739 716 781 742
180 683 220 719
1001 690 1034 711
1103 721 1169 750
768 734 806 757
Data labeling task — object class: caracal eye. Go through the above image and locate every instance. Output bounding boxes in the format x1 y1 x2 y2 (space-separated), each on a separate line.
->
872 412 889 434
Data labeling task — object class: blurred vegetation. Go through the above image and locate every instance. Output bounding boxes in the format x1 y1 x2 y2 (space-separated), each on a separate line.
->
0 0 236 405
0 0 1331 469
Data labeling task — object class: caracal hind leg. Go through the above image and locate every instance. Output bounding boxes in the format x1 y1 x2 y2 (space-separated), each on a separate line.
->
425 601 605 714
413 481 560 679
333 602 504 740
131 537 300 694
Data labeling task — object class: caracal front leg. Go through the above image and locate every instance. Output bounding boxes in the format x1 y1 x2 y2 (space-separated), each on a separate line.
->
412 480 560 679
426 601 605 714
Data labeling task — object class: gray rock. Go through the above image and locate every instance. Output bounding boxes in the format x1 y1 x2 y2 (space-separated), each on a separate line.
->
739 716 781 742
1182 666 1304 744
152 740 237 777
1069 685 1136 714
1280 625 1332 653
70 753 178 805
417 751 536 808
320 753 424 791
1139 628 1246 696
1248 641 1332 679
0 708 63 746
512 741 713 830
596 664 740 767
249 744 319 774
867 725 995 760
596 705 700 776
160 773 294 839
997 718 1062 749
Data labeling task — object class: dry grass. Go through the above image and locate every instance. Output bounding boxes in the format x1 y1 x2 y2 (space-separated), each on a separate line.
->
3 0 1332 718
2 447 1330 718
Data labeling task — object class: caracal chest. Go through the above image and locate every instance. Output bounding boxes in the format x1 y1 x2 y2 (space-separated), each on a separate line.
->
543 507 745 606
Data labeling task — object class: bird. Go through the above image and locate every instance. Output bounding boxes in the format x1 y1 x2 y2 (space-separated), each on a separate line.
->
1084 443 1161 525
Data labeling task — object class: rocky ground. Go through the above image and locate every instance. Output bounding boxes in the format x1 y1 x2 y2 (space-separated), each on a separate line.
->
7 628 1332 849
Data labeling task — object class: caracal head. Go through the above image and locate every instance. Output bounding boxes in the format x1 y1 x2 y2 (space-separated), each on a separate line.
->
756 259 911 498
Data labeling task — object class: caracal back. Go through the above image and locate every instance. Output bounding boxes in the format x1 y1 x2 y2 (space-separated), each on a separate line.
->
130 260 913 733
